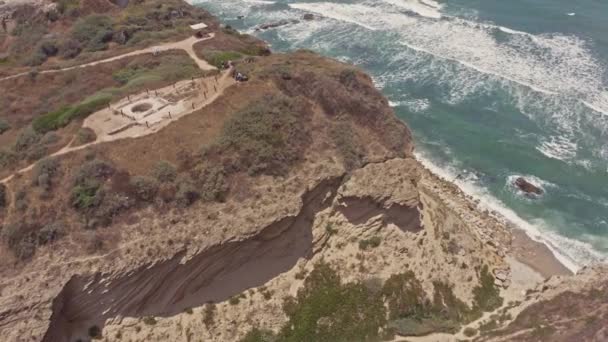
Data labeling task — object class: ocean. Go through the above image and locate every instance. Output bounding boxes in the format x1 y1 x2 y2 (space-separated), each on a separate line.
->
194 0 608 271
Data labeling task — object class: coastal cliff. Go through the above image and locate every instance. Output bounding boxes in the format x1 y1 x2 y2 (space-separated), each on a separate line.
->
0 1 606 341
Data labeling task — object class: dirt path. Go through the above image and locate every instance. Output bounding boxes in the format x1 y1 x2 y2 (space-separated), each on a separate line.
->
0 34 216 82
0 33 236 186
0 71 234 185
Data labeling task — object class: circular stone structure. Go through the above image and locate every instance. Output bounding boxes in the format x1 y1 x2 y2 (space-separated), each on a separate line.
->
131 102 153 113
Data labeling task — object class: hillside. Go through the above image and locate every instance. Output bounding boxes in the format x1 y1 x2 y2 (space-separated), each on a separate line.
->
0 1 606 342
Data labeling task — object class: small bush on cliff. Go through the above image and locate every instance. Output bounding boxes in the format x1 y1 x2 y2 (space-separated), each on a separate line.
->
0 118 10 134
153 160 177 183
195 165 228 202
130 176 159 202
359 236 382 250
33 157 60 192
0 184 7 208
13 126 42 153
175 175 199 208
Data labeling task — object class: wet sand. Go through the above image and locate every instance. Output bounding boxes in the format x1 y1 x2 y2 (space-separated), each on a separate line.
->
511 228 573 278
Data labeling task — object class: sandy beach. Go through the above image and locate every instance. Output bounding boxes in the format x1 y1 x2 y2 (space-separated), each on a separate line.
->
419 162 573 283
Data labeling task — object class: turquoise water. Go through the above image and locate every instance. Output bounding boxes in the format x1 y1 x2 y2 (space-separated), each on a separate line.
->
196 0 608 269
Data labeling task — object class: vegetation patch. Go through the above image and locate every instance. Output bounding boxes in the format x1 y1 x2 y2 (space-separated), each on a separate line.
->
245 262 387 342
0 118 10 135
358 236 382 250
206 94 310 176
201 50 243 68
380 266 503 337
33 94 112 133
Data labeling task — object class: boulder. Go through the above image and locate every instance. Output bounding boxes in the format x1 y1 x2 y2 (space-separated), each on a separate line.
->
514 177 543 196
303 13 314 21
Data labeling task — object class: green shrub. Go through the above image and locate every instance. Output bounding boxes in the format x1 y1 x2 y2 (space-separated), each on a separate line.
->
72 15 113 44
228 296 240 305
71 179 104 210
473 265 503 312
203 50 243 68
76 127 97 145
175 175 199 207
152 160 177 183
130 176 158 202
358 236 381 250
25 50 48 66
59 38 82 59
1 222 37 260
143 316 157 325
73 159 115 186
38 221 65 245
239 328 276 342
13 126 42 152
33 94 111 133
0 118 10 134
33 157 60 191
463 327 478 337
277 262 386 342
203 303 216 327
382 272 429 320
0 184 6 208
0 149 17 169
14 189 29 212
196 165 228 202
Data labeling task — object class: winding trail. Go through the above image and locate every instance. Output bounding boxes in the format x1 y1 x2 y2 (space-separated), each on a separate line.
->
0 34 216 82
0 32 236 186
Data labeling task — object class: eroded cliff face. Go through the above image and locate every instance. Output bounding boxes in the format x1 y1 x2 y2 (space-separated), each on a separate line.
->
71 157 507 342
43 176 343 342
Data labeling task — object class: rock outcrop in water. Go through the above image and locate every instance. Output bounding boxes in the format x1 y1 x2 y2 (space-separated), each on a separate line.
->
514 177 544 196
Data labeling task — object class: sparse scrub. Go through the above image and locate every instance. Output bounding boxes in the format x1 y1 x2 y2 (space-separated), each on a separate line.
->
196 165 229 202
130 176 159 202
13 126 42 153
203 303 216 327
331 119 364 170
175 175 199 207
0 184 7 208
463 327 478 337
153 160 177 183
143 316 157 325
0 150 17 169
202 50 243 68
239 328 276 342
359 236 382 250
33 157 60 192
209 95 309 176
75 127 97 145
277 262 386 341
473 265 503 312
0 118 10 134
15 189 29 212
33 94 112 133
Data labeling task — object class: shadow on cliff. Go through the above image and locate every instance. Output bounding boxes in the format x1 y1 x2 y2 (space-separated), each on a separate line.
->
43 177 343 342
337 196 422 233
